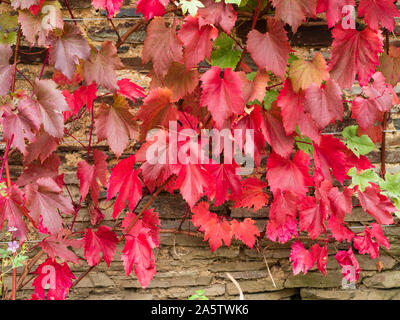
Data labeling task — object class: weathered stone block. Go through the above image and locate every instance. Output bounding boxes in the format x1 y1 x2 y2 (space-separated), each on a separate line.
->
285 272 343 288
229 289 298 300
301 288 400 300
226 276 285 295
363 271 400 289
117 271 212 289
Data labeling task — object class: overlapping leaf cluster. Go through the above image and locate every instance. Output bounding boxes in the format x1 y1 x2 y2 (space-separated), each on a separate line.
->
0 0 399 299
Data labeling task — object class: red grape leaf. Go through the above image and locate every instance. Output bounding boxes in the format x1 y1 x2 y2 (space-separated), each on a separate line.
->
335 249 361 282
269 189 298 226
17 154 62 188
136 129 175 192
192 201 232 252
32 258 76 300
232 177 269 212
142 17 183 78
2 100 41 154
95 95 139 158
63 83 97 120
352 72 396 129
377 46 400 86
200 66 245 128
11 0 41 10
299 196 326 239
48 23 90 81
326 185 353 223
24 131 59 164
329 25 383 89
0 185 29 243
288 52 329 92
107 155 142 219
271 0 317 33
358 0 399 32
198 0 237 34
91 0 124 17
137 0 168 20
0 44 12 96
311 243 328 275
357 124 383 144
25 177 74 235
117 78 146 103
18 10 62 47
238 70 270 104
277 79 321 141
276 79 305 134
123 209 160 247
136 87 179 141
231 218 260 249
121 210 159 288
83 226 119 267
206 163 242 206
232 106 266 167
327 214 354 242
357 184 396 225
353 226 380 259
77 149 108 207
267 151 313 197
89 205 105 226
290 241 315 275
266 217 298 244
178 15 218 69
33 79 70 138
122 232 156 288
370 223 390 249
258 103 294 158
313 135 373 184
247 18 292 79
149 62 199 102
316 0 356 28
84 41 124 91
304 78 343 129
174 163 214 208
39 232 81 264
52 67 83 87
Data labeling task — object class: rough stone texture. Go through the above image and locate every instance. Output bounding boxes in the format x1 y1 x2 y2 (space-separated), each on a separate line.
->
2 0 400 301
301 288 400 300
363 271 400 289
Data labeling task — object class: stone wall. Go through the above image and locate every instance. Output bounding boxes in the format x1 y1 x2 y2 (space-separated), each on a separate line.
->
2 0 400 300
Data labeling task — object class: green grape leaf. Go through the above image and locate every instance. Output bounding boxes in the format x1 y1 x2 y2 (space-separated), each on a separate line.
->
288 54 299 64
0 248 10 259
295 132 314 155
380 171 400 197
0 182 7 197
347 167 381 192
12 254 28 268
210 33 241 70
189 290 209 300
179 0 205 16
246 72 257 81
263 90 279 110
215 0 242 5
342 125 375 157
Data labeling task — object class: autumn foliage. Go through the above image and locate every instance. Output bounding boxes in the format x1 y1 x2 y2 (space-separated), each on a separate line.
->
0 0 400 299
